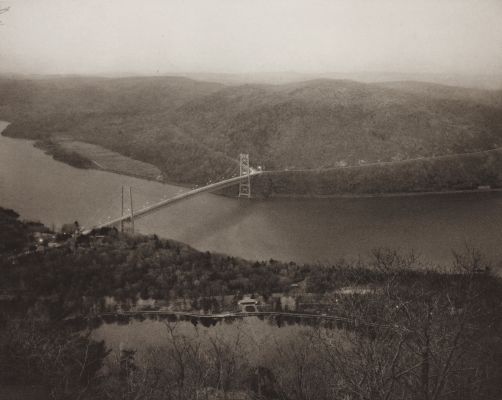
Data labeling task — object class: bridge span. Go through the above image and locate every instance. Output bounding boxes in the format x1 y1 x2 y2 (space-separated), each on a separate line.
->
82 170 262 234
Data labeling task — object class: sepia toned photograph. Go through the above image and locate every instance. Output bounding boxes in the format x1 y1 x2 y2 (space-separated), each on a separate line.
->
1 1 502 399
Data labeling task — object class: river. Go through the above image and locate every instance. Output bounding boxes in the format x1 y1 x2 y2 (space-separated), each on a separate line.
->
1 120 501 268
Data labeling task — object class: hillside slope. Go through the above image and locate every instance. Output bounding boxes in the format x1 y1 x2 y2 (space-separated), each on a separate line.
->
175 79 502 170
0 76 239 184
1 76 502 191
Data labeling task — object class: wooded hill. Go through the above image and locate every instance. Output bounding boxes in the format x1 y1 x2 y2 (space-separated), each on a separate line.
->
1 76 502 191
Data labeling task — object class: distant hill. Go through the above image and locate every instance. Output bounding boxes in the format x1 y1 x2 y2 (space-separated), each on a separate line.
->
375 81 502 107
1 75 502 191
174 78 502 170
179 71 502 90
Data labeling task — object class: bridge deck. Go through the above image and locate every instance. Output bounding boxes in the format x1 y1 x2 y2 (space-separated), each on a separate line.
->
83 171 261 233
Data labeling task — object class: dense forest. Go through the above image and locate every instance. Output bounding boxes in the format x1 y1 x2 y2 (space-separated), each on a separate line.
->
1 207 502 399
247 147 502 197
1 76 502 192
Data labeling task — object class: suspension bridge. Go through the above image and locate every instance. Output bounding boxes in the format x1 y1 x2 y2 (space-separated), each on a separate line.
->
81 154 261 234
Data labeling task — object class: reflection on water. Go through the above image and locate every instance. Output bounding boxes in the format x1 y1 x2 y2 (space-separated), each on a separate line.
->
92 317 323 362
2 121 502 266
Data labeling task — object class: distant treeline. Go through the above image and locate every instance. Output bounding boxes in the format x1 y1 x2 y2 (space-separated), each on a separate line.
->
244 148 502 197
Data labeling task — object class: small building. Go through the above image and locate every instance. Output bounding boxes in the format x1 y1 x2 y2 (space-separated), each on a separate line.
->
33 232 55 245
238 297 259 313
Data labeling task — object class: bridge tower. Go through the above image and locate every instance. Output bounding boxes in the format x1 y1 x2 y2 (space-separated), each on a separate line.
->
238 153 251 198
120 185 135 234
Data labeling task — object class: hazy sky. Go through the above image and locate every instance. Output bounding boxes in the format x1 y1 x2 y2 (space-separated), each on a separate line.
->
1 0 501 76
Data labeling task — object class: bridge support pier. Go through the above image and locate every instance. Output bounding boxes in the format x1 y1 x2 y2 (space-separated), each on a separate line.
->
238 153 251 198
121 186 124 233
119 186 135 234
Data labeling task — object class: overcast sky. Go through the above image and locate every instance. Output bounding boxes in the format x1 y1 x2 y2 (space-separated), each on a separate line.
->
1 0 501 77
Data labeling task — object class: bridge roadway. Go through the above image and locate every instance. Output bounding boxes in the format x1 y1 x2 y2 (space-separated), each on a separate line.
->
82 171 262 234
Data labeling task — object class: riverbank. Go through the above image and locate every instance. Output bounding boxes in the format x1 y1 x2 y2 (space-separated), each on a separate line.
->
0 121 224 188
243 148 502 198
257 186 502 199
4 117 502 198
28 136 167 185
21 133 502 200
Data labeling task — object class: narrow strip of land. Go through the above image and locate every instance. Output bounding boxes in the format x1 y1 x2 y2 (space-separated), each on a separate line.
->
97 310 393 329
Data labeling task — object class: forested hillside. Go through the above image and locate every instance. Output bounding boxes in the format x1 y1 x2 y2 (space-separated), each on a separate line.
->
175 79 502 171
2 207 502 399
0 76 237 184
1 76 502 190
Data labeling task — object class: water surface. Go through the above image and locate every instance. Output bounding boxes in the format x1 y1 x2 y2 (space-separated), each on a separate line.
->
92 317 312 361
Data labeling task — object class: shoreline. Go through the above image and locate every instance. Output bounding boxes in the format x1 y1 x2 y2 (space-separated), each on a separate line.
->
261 187 502 200
0 129 199 191
0 124 178 185
2 120 502 200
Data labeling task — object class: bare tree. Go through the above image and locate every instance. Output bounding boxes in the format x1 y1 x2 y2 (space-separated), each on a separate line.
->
311 248 502 400
206 328 249 400
267 330 333 400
